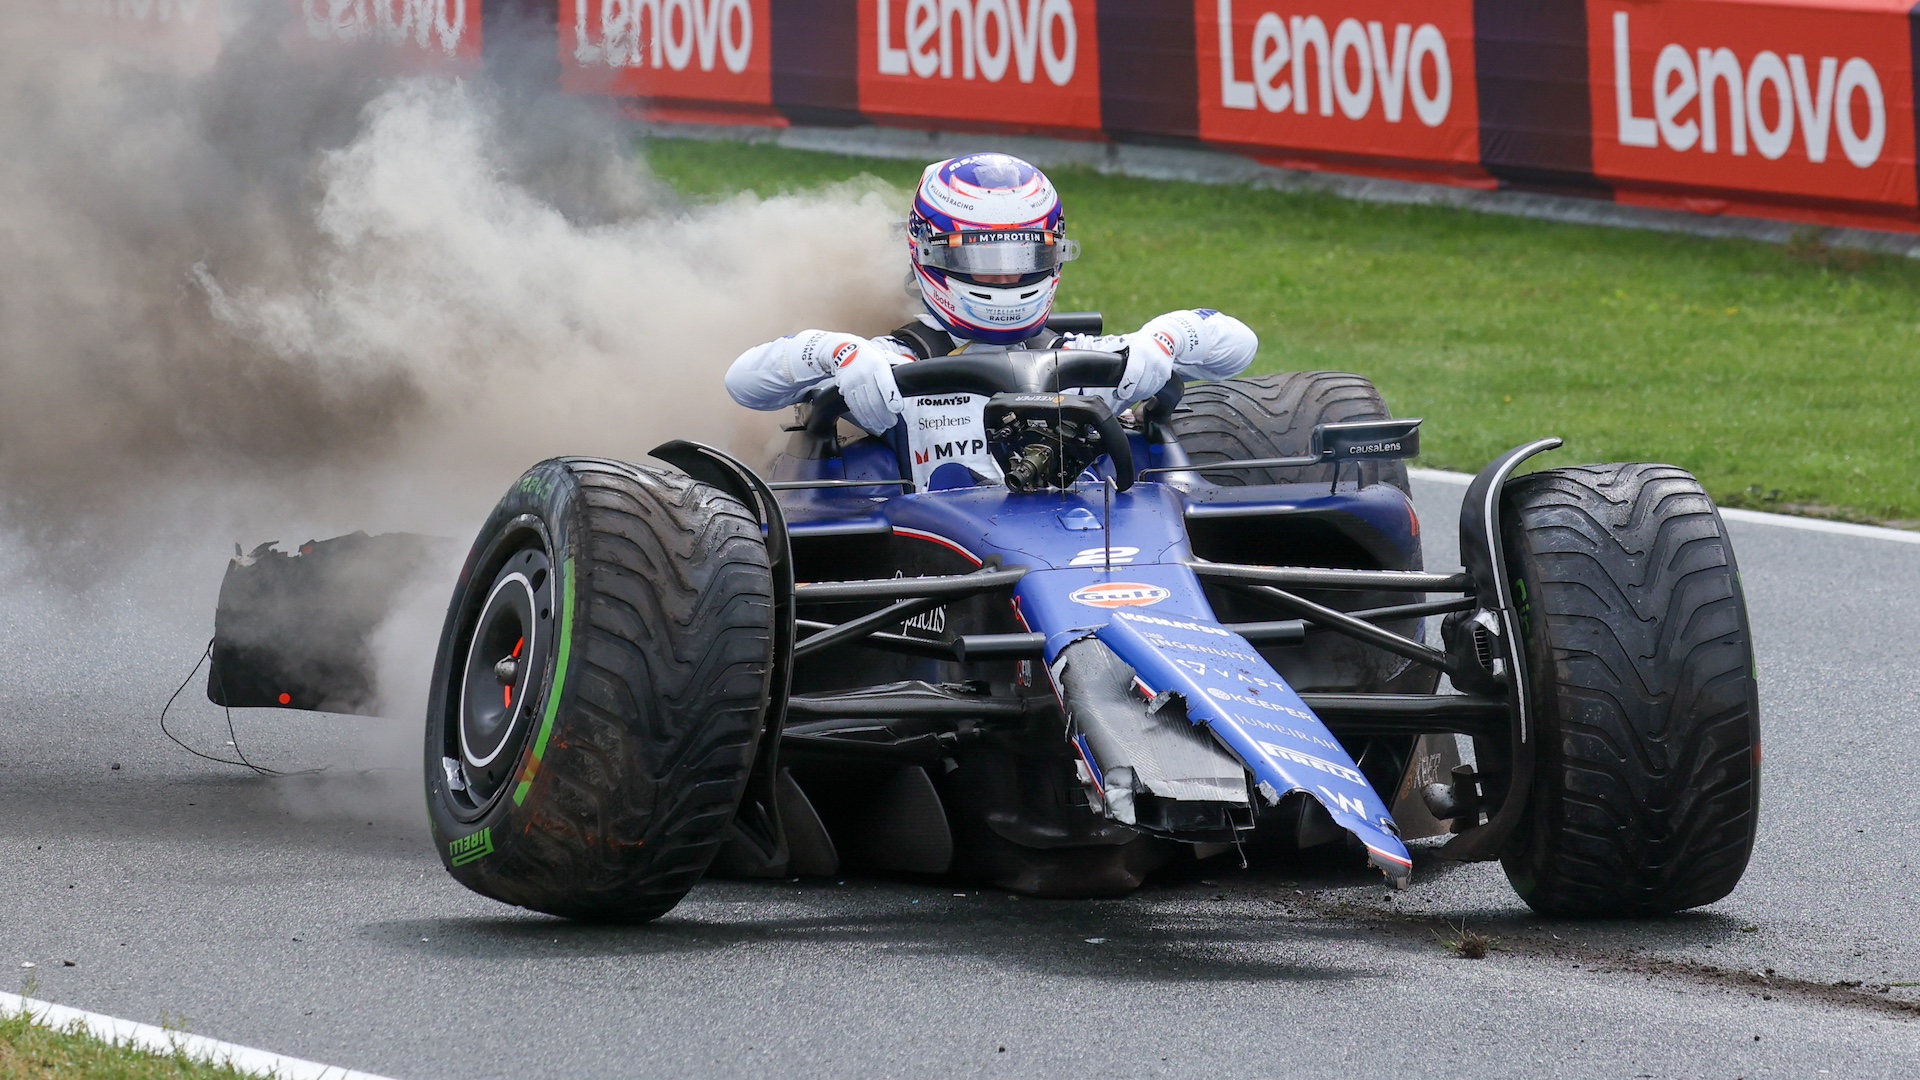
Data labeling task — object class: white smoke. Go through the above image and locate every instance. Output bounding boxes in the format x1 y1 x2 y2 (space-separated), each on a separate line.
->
1 4 913 538
197 74 911 529
0 3 915 800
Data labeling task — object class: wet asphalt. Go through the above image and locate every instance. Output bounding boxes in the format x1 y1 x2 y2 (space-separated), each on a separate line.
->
2 476 1918 1078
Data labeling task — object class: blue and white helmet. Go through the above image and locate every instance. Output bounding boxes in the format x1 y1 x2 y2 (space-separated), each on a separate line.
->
908 154 1080 347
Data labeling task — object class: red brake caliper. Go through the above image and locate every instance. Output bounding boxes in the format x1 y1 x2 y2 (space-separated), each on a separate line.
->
504 636 525 709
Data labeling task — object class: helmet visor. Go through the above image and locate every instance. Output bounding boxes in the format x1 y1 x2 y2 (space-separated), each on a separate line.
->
912 229 1080 277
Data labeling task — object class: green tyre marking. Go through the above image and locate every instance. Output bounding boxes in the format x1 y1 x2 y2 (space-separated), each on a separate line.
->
513 555 574 807
448 826 494 867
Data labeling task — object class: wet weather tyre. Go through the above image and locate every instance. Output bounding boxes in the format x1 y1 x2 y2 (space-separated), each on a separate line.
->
423 457 775 922
1499 464 1760 917
1173 372 1433 703
1169 371 1410 492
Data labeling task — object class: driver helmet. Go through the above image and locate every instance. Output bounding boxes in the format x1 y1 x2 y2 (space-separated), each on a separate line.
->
907 153 1079 347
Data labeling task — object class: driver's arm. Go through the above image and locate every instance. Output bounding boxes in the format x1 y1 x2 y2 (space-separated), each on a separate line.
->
725 330 914 432
1065 308 1258 405
1134 309 1258 381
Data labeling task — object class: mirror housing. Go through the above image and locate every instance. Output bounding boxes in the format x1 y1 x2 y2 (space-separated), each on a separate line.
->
1311 418 1422 463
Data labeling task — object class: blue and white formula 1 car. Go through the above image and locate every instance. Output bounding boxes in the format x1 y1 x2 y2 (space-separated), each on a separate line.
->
209 322 1761 921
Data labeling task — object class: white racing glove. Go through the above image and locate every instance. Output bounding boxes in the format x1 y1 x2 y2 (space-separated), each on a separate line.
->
1115 323 1178 407
1056 311 1256 408
1074 315 1188 406
802 332 904 434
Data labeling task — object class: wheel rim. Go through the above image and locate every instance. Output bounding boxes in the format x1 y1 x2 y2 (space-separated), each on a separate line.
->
447 543 555 816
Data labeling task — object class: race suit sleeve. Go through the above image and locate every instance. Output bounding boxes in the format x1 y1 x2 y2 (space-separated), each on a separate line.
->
1136 308 1258 381
1063 308 1259 405
724 330 915 412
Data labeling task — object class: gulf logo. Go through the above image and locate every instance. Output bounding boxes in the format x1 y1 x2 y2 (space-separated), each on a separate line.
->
1068 582 1171 608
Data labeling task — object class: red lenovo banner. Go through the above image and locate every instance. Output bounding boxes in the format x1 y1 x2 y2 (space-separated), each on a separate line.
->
233 1 1920 234
298 0 483 61
1196 0 1482 179
858 0 1103 133
1591 0 1917 217
561 0 774 115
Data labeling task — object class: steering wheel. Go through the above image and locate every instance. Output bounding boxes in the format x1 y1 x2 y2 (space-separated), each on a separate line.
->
800 350 1184 492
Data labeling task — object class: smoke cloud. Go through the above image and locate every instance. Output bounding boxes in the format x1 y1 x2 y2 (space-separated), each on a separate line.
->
2 4 911 544
0 2 914 791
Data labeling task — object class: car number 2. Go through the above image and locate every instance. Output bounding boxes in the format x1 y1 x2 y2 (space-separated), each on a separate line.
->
1068 546 1138 567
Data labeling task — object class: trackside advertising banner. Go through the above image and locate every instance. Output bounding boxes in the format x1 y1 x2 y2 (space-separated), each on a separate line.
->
282 0 1920 232
1591 1 1918 218
1197 0 1482 178
858 0 1104 133
561 0 774 115
298 0 484 61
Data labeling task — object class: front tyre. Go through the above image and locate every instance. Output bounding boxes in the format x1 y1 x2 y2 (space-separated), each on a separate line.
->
425 458 774 921
1500 464 1760 916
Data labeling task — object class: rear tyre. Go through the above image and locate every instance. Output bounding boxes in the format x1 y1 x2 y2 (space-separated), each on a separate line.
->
1173 370 1434 793
424 457 775 921
1500 464 1760 916
1169 371 1410 492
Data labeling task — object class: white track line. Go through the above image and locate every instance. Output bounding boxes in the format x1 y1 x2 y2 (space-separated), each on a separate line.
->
0 992 397 1080
1409 467 1920 545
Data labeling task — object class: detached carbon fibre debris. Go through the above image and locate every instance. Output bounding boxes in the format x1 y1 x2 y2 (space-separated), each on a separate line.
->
209 532 455 716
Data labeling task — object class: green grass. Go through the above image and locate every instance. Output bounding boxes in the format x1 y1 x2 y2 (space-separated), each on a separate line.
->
0 1009 264 1079
646 138 1920 525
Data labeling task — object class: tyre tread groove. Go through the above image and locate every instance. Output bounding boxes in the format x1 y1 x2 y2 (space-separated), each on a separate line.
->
1501 463 1760 917
436 458 775 922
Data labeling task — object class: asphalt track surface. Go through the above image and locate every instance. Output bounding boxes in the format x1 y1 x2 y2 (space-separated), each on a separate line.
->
4 476 1918 1078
